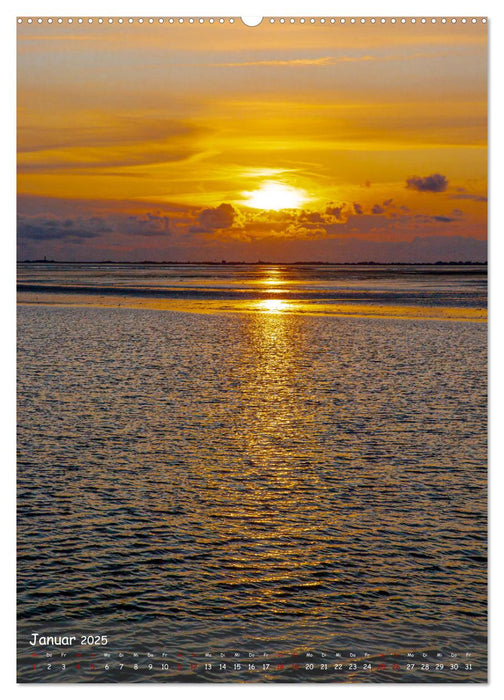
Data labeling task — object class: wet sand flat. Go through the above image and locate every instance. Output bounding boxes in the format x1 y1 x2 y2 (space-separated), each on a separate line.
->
17 291 487 322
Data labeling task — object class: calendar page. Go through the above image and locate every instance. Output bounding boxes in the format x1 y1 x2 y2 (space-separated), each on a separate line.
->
16 14 487 683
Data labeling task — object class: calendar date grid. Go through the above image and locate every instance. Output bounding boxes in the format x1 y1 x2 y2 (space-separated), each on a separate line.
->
26 648 477 675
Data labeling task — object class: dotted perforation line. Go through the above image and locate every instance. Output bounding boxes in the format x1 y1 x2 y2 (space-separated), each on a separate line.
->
17 17 488 25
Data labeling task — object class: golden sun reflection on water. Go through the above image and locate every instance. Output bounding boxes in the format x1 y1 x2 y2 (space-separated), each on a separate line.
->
212 307 331 610
258 298 289 313
257 267 290 313
256 267 288 289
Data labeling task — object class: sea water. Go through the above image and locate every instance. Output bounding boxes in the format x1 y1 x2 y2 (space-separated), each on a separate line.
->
17 265 487 682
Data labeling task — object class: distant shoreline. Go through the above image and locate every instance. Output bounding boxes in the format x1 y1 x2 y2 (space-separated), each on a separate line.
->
17 260 488 266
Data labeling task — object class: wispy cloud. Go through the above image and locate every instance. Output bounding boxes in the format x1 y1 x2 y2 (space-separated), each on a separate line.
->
17 116 207 172
451 193 487 202
209 51 452 68
210 55 375 67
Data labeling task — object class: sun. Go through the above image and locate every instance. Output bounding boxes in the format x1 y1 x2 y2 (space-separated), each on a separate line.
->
242 182 307 211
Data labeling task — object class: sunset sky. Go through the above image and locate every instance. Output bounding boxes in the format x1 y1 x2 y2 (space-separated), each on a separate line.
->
17 19 487 262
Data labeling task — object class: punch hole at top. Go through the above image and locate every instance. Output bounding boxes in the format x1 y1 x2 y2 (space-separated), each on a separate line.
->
241 17 263 27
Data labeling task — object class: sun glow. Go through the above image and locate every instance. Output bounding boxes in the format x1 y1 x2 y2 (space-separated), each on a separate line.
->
243 182 307 211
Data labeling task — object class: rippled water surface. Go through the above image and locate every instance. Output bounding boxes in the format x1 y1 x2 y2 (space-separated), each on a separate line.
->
17 272 487 682
17 262 487 315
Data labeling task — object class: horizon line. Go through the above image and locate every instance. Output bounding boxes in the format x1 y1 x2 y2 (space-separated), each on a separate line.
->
17 259 488 266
